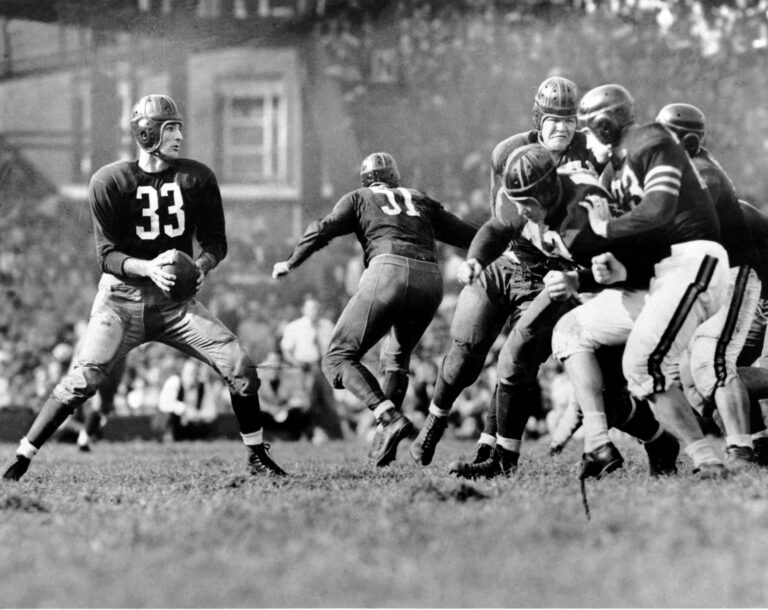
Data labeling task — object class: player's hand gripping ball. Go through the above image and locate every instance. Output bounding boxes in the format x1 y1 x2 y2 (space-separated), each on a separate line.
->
161 250 199 302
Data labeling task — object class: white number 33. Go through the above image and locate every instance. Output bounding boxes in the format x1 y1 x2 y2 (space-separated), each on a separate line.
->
136 184 186 239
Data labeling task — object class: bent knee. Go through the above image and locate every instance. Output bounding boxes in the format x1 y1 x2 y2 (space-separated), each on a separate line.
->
551 312 600 361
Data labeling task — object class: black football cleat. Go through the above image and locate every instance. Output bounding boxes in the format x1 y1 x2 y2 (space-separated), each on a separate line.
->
372 410 413 467
247 444 288 476
409 414 448 466
471 442 495 464
724 445 757 472
580 442 624 480
448 456 502 480
2 455 31 482
644 430 680 477
692 462 728 480
495 445 520 476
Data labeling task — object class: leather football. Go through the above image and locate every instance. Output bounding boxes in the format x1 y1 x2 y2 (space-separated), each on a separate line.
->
161 250 198 302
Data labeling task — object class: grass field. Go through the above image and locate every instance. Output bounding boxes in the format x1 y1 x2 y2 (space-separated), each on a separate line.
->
1 435 768 608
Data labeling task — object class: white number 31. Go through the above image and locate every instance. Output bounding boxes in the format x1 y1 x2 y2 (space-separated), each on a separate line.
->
371 185 420 217
136 183 186 239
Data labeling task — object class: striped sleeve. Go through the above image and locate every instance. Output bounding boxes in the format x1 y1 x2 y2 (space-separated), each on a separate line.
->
605 143 686 241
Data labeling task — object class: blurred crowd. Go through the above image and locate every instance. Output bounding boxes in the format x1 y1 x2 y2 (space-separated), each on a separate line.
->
5 0 766 445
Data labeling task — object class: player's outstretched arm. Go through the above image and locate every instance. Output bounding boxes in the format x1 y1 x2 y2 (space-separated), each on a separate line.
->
272 261 291 280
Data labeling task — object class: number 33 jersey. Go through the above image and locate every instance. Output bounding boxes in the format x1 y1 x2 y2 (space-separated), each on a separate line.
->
88 159 227 277
286 184 477 268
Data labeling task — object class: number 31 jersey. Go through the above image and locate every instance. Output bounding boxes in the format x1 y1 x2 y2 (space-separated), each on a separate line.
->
286 183 477 268
88 158 227 277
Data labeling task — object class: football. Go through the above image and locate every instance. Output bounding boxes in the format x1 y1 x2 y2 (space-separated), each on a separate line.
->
160 250 199 302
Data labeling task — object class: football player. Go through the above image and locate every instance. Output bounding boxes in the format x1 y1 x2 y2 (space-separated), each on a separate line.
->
272 152 477 466
3 94 286 482
447 144 677 479
656 103 762 469
561 84 730 479
409 76 602 469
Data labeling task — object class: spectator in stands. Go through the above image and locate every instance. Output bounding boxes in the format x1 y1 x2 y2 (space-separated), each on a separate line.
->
157 358 218 442
280 295 345 443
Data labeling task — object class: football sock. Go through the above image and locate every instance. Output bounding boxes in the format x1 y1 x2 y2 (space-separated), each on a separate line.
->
428 404 450 418
241 429 264 446
582 411 611 453
684 438 721 467
382 370 409 410
478 432 496 447
16 437 38 460
25 396 76 449
752 429 768 441
373 400 396 422
614 397 662 443
725 434 753 448
231 393 262 435
496 435 522 454
496 382 531 442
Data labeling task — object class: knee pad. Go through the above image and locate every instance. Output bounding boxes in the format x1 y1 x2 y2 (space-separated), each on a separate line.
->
551 311 598 362
229 354 261 395
53 363 105 405
441 341 487 387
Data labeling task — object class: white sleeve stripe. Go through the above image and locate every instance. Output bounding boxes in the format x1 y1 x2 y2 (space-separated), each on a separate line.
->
646 185 680 196
645 176 681 189
646 165 682 180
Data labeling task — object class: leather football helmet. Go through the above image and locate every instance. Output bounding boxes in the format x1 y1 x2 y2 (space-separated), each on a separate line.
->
532 76 578 130
503 143 558 204
130 94 183 153
360 152 400 187
577 84 636 145
656 103 706 155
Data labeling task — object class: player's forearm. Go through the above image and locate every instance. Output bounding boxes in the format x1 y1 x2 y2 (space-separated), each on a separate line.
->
121 257 153 278
195 251 220 275
467 219 515 266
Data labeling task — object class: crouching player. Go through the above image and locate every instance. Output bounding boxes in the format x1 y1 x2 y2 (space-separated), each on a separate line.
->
3 94 286 481
446 143 677 479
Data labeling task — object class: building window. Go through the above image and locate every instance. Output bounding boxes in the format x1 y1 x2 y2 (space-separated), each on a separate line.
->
219 79 288 185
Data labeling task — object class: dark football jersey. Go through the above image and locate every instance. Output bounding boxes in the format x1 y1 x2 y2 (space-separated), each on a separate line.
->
738 200 768 292
89 158 227 276
489 129 602 278
469 170 655 288
286 183 477 269
601 123 719 261
693 147 757 268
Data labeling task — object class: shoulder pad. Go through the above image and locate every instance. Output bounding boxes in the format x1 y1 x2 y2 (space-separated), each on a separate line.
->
624 122 675 157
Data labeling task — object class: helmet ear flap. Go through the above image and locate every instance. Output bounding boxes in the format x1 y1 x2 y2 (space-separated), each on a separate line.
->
588 113 622 145
680 133 701 156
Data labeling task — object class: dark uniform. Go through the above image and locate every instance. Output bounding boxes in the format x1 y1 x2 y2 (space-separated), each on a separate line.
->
284 182 476 412
467 169 654 452
430 130 600 441
685 148 762 409
47 160 262 452
555 123 728 399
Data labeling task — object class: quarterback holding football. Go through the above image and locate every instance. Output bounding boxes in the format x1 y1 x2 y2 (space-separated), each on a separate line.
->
3 94 286 482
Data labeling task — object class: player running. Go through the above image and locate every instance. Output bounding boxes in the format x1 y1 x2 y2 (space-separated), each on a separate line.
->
409 76 602 469
272 152 477 466
3 94 286 482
